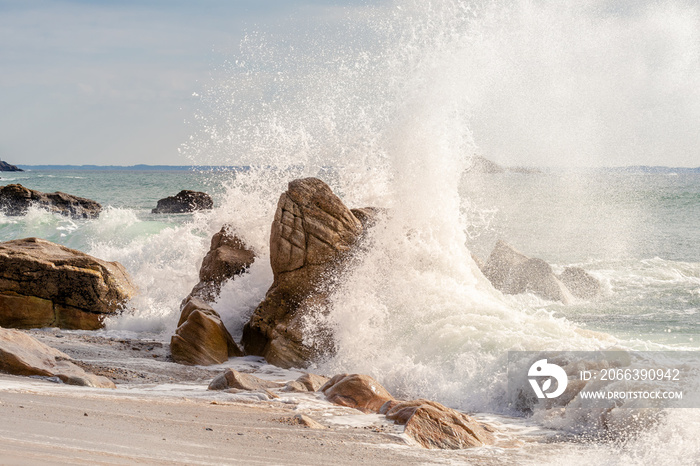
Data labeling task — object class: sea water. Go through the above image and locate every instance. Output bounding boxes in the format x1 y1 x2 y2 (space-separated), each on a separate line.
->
3 0 700 463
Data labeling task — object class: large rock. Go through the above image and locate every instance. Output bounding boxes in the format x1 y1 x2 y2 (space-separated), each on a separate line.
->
384 399 495 449
320 373 394 413
187 226 255 303
207 368 282 391
0 238 136 330
558 267 602 299
152 190 213 214
0 161 23 172
242 178 364 368
0 327 115 388
0 184 101 219
170 297 243 366
482 240 573 304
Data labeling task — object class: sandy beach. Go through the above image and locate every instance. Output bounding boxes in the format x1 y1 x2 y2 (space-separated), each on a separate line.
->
0 330 521 465
0 377 424 466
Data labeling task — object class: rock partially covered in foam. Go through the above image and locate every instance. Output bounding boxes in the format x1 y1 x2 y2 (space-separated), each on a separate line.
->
187 225 255 303
242 177 364 368
0 183 101 219
0 238 135 330
208 368 282 391
482 240 574 304
559 266 602 299
151 190 213 214
384 399 495 449
320 373 394 413
0 327 115 388
170 297 243 366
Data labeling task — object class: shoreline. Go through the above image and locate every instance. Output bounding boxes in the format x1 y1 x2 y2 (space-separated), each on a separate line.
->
0 329 530 465
0 374 526 465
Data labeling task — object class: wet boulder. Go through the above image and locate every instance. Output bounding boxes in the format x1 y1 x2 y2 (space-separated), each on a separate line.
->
0 327 115 388
558 267 602 299
241 177 364 368
320 373 394 413
482 240 573 304
384 399 495 449
186 225 255 303
0 238 136 330
170 297 243 366
151 190 213 214
207 368 282 391
0 184 101 219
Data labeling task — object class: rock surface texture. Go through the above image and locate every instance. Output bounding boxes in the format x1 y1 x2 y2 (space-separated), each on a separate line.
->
384 399 495 449
151 190 213 214
241 178 364 368
0 238 136 330
170 226 253 366
0 184 101 219
0 327 115 388
187 226 255 302
170 297 243 366
320 373 394 413
207 368 283 391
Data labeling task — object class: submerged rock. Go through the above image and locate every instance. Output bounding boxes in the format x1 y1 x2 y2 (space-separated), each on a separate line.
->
482 240 573 304
558 266 602 299
151 190 213 214
0 238 136 330
187 225 255 303
207 368 283 391
384 399 495 449
242 177 364 368
320 373 394 413
0 161 22 172
0 183 101 219
170 297 243 366
0 327 115 388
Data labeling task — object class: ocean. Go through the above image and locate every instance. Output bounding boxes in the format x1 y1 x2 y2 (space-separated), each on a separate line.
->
4 0 700 462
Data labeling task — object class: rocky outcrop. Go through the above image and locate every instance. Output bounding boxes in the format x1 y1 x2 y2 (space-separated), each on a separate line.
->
151 190 213 214
0 161 22 172
170 226 253 366
187 226 255 302
559 267 602 299
0 327 115 388
0 238 136 330
242 178 364 368
320 373 394 413
0 184 101 219
481 240 574 304
170 297 243 366
207 368 283 391
384 399 495 449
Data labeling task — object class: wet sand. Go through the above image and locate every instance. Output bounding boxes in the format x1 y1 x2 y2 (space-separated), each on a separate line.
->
0 329 521 465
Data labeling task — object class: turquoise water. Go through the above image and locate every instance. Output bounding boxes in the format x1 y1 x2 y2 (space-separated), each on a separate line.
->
464 171 700 350
1 168 697 352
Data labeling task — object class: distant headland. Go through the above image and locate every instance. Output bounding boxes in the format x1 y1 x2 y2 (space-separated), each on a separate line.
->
0 160 23 172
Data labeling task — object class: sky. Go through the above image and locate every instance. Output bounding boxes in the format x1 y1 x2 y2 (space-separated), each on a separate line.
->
1 0 699 167
0 0 367 166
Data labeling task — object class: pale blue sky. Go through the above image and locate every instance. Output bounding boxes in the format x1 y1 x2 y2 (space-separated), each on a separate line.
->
0 0 375 165
1 0 699 167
